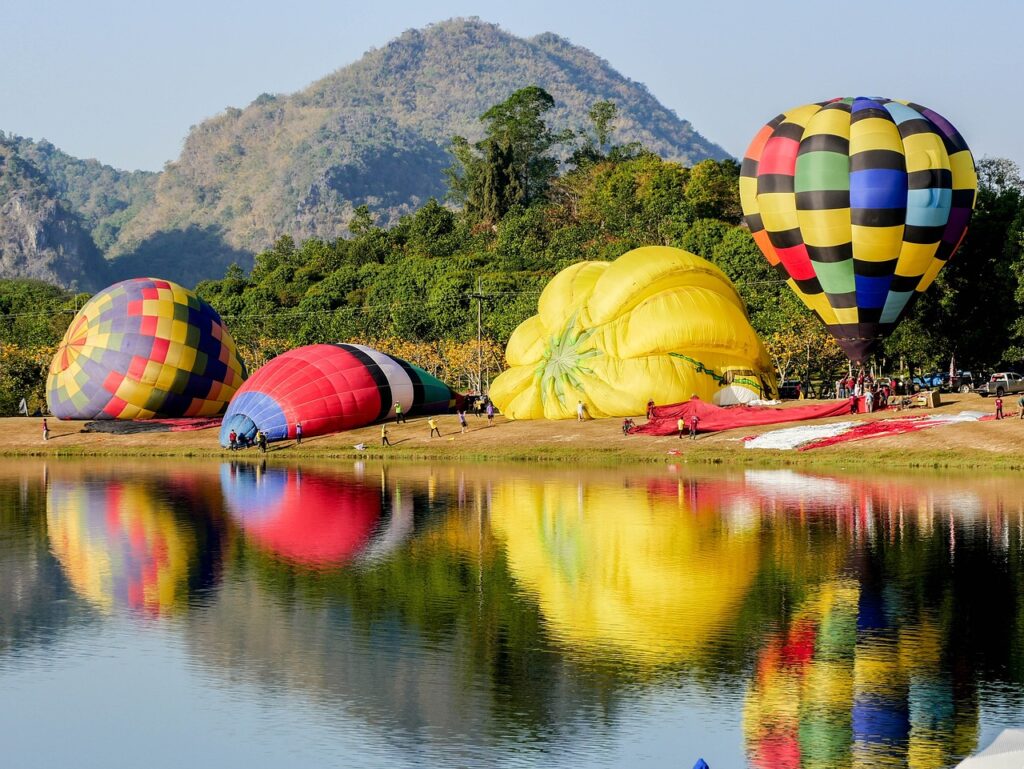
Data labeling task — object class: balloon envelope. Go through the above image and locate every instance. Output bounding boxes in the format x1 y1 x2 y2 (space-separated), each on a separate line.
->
739 98 977 361
490 246 778 419
219 343 458 445
47 277 247 419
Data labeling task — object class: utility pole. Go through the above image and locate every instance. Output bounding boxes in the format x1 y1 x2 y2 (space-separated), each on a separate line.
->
469 278 485 394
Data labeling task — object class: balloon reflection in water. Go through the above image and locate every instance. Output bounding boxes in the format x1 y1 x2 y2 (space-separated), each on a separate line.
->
46 478 216 616
220 464 384 567
489 477 761 666
739 471 986 769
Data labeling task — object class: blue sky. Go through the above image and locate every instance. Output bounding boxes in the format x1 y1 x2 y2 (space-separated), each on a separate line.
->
2 0 1020 171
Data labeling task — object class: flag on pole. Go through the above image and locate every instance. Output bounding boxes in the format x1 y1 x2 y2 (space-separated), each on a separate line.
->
17 398 28 416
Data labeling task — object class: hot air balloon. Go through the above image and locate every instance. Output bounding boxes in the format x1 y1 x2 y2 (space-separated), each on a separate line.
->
739 98 977 361
489 246 778 419
219 343 459 446
47 277 247 419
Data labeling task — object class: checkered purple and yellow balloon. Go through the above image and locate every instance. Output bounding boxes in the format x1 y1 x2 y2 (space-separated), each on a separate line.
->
47 277 247 420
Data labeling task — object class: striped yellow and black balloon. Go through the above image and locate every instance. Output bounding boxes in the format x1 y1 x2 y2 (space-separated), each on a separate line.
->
740 97 977 362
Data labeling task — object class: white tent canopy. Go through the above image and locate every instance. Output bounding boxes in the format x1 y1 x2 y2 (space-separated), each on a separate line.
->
957 729 1024 768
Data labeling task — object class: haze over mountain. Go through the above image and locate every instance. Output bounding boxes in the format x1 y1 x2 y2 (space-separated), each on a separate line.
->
0 18 728 288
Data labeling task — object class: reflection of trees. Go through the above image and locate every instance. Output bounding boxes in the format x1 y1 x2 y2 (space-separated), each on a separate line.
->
190 466 617 757
0 471 88 655
8 458 1024 764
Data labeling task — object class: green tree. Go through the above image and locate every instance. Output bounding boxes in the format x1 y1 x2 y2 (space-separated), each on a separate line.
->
446 86 571 220
479 85 567 204
588 100 617 151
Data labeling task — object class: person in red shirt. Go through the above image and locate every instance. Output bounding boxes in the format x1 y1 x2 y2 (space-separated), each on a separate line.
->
995 396 1004 420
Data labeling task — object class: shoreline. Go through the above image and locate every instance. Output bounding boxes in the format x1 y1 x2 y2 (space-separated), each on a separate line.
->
7 393 1021 471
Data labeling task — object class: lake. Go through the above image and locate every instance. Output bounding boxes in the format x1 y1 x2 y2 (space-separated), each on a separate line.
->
1 458 1022 768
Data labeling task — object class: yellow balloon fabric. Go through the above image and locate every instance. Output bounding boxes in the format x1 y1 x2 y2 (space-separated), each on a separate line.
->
490 246 778 419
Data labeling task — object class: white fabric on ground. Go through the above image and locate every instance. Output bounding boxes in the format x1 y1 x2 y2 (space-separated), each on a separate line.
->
744 422 856 450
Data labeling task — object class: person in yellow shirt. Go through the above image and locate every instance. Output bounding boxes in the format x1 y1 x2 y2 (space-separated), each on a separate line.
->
428 417 441 438
677 417 685 439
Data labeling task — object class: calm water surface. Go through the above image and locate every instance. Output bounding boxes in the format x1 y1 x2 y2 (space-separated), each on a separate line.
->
2 459 1023 768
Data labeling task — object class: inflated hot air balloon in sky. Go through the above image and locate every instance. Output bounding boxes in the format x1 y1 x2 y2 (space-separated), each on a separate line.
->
489 246 778 419
219 343 459 446
47 277 247 419
740 97 977 361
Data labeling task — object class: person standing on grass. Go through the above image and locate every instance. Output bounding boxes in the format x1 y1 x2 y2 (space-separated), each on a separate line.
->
458 410 468 434
576 400 586 422
689 412 700 440
1018 393 1024 419
677 417 685 439
229 430 238 450
995 395 1004 420
257 430 267 454
394 402 405 424
295 422 303 444
42 418 49 442
381 423 391 447
428 417 441 438
486 400 494 426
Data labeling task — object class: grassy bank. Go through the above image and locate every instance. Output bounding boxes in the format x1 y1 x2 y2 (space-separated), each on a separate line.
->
4 393 1018 470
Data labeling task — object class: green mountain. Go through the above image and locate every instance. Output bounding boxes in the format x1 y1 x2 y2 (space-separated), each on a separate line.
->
0 142 110 291
3 134 157 252
108 18 728 284
2 18 729 288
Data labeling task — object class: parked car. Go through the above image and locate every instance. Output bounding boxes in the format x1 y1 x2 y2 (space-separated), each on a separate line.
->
947 370 986 393
911 372 944 391
981 372 1024 398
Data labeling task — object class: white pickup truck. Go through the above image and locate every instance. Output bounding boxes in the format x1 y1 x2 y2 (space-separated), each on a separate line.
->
982 372 1024 397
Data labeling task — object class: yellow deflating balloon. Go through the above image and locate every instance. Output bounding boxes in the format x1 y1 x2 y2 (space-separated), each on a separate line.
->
490 246 777 419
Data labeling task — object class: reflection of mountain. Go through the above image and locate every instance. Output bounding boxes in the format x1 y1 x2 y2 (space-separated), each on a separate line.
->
185 576 606 761
45 468 224 616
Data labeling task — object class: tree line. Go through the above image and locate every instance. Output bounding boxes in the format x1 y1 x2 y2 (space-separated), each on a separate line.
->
2 87 1023 413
